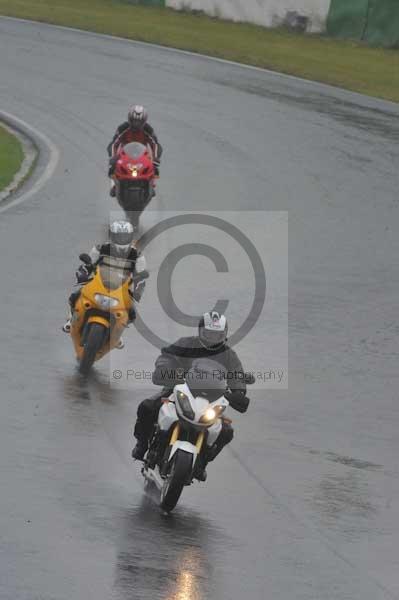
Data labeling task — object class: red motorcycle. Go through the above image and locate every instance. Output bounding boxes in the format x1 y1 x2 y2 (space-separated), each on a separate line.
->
112 142 157 226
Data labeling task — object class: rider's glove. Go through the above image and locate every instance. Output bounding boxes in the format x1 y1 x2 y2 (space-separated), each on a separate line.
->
76 264 91 284
133 279 145 303
224 390 250 413
132 269 149 302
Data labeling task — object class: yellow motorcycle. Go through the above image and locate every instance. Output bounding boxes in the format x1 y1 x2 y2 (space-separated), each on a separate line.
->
70 253 133 374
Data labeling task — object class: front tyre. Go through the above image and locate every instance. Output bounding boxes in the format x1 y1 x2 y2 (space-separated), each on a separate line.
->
160 450 193 513
122 188 151 228
79 322 107 375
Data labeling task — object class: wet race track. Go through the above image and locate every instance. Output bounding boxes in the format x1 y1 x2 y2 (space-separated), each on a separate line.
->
1 17 399 600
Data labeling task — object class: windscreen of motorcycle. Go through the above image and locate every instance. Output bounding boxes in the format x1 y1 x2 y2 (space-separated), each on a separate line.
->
98 256 131 290
186 358 227 402
123 142 151 160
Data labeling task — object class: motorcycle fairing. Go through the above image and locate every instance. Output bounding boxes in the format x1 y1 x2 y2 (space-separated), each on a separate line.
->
70 266 132 362
158 390 223 448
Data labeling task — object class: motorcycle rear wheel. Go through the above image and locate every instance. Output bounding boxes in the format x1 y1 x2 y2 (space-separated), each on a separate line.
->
79 322 107 375
160 450 192 513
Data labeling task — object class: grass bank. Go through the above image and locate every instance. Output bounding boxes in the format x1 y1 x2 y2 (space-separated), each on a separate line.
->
1 0 398 102
0 124 24 192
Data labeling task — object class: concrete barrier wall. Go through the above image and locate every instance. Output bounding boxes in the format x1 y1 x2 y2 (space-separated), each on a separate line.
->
166 0 331 32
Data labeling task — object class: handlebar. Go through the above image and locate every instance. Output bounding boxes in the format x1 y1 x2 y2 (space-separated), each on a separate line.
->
244 372 256 385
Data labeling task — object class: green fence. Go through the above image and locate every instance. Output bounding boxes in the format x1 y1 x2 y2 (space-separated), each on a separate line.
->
366 0 399 47
327 0 399 47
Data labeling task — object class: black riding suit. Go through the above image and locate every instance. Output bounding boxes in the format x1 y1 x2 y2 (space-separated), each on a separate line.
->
69 243 148 321
134 336 249 462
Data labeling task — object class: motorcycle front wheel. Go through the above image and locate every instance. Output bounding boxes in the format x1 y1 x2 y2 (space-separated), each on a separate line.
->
160 450 193 513
118 186 149 228
79 322 107 375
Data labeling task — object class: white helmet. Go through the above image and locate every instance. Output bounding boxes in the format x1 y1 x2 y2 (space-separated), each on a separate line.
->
109 220 134 255
198 311 228 350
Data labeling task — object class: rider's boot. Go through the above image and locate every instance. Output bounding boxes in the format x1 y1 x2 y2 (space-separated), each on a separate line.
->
132 439 148 460
116 307 136 349
132 397 164 461
193 452 208 482
62 308 72 333
109 178 116 197
194 424 234 480
132 421 150 460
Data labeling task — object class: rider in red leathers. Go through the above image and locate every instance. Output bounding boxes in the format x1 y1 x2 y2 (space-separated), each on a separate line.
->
107 105 162 197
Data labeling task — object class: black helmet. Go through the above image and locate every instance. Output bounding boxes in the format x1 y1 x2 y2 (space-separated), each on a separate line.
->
128 105 148 130
109 220 134 255
198 311 228 350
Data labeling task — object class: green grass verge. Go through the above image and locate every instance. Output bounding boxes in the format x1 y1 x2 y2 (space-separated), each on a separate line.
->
0 124 24 192
1 0 399 102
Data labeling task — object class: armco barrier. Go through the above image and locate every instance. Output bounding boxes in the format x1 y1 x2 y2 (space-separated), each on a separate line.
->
327 0 399 47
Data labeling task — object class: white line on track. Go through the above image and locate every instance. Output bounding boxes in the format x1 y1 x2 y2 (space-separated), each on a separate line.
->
0 110 60 215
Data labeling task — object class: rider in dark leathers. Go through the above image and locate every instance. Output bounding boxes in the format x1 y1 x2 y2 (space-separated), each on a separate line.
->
132 311 250 480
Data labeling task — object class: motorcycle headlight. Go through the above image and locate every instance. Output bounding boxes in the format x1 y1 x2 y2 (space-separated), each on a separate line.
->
204 408 216 421
199 405 226 425
176 390 195 420
94 294 119 309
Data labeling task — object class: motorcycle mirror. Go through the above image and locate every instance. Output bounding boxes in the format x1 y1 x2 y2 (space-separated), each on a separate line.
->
79 253 92 265
244 372 256 385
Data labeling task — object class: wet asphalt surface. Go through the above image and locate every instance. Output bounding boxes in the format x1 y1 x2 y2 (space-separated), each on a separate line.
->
1 17 399 600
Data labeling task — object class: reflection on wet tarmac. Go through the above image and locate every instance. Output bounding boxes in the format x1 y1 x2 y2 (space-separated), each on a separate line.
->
57 371 226 600
60 372 104 436
166 557 202 600
113 496 229 600
62 372 90 405
87 368 123 405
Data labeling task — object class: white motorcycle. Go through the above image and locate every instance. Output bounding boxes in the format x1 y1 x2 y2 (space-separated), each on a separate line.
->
141 359 253 513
